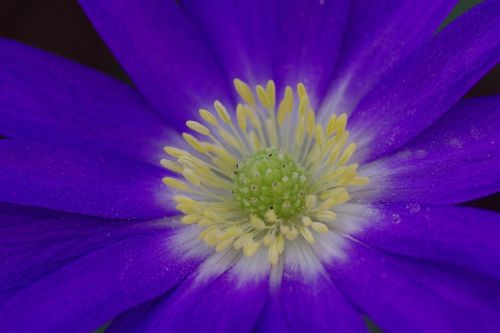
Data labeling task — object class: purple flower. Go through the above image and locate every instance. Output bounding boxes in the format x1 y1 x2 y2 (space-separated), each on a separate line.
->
1 0 500 332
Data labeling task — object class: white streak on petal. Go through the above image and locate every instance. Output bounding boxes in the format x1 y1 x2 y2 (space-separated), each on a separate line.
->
230 248 270 287
332 203 376 235
318 75 353 121
195 249 239 284
168 223 213 260
195 247 271 287
283 239 327 283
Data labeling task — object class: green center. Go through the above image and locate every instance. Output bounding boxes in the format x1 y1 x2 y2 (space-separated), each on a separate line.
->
233 147 309 220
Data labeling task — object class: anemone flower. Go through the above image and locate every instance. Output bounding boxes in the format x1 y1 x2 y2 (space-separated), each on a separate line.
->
1 1 500 332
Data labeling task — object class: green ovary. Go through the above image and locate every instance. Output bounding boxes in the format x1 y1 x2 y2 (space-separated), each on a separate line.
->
233 147 309 220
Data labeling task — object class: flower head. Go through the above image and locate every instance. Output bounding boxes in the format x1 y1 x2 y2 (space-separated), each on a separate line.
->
163 80 368 264
0 1 499 332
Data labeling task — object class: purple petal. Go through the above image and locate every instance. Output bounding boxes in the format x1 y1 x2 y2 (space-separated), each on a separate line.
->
349 1 500 162
182 0 348 104
362 96 500 204
321 0 455 115
0 140 172 218
276 272 366 333
0 226 205 333
327 240 500 332
255 297 288 333
141 264 269 332
393 257 500 327
180 0 279 84
0 204 143 303
271 0 349 103
79 0 233 127
356 203 500 280
106 298 161 333
0 38 170 164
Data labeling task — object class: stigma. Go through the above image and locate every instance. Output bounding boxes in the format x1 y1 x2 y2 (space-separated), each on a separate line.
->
161 79 369 265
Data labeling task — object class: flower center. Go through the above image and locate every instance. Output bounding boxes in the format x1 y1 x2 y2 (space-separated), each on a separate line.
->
233 147 308 220
161 79 369 265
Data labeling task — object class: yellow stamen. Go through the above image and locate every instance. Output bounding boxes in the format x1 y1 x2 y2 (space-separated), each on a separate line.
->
199 108 218 126
160 159 182 173
234 78 256 107
163 177 189 191
214 100 232 124
186 120 210 136
161 79 368 265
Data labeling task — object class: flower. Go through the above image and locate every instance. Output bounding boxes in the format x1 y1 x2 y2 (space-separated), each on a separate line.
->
0 0 499 332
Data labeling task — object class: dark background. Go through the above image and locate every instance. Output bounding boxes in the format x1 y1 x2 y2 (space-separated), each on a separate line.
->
0 0 498 214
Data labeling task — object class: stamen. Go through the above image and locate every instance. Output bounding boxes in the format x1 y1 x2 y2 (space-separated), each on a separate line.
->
161 79 368 265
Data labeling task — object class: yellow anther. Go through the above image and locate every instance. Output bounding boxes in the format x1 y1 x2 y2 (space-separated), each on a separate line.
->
298 95 309 116
326 114 338 136
176 203 197 215
283 226 299 240
177 157 197 170
300 227 315 244
255 85 266 107
186 120 210 136
173 195 194 203
266 80 276 109
335 113 347 134
277 86 293 126
234 78 256 106
236 104 248 131
348 176 370 186
337 170 358 186
249 215 266 229
297 82 307 100
163 177 190 191
160 159 182 173
314 211 337 223
302 216 313 227
214 101 231 124
234 234 251 250
164 146 189 158
182 133 206 153
338 143 357 166
199 108 218 126
265 209 278 223
318 192 350 211
311 222 329 234
263 232 275 246
181 215 200 225
280 225 291 234
325 133 349 165
182 169 201 186
220 227 242 241
243 239 260 257
305 195 317 209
